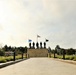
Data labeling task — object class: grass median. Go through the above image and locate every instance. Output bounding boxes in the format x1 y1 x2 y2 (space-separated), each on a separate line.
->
50 54 76 61
0 55 26 63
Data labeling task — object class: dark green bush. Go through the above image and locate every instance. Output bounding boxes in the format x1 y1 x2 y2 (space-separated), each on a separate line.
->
5 58 13 61
73 57 76 61
0 50 5 56
69 56 74 60
65 57 70 60
0 59 7 63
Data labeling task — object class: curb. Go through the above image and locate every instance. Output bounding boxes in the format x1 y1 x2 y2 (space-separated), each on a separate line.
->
0 58 28 69
51 58 76 65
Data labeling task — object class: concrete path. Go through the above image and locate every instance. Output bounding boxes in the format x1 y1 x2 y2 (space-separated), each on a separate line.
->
0 58 76 75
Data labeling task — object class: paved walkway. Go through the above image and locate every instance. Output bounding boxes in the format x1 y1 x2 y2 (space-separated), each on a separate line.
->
0 58 76 75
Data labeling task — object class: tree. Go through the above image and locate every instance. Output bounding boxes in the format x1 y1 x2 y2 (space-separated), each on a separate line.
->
18 47 26 53
55 45 60 50
55 45 61 55
0 49 5 56
48 47 51 53
66 48 75 55
3 45 8 51
25 46 27 53
8 46 12 51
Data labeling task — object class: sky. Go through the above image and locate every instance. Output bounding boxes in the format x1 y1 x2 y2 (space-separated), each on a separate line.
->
0 0 76 49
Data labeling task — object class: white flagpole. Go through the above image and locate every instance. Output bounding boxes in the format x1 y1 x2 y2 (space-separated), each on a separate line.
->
37 35 40 42
37 35 38 42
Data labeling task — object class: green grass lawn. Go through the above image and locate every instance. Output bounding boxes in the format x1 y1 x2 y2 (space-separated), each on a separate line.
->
50 54 76 61
0 54 27 63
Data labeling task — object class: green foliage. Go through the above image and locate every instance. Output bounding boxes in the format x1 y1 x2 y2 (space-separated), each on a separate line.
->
73 57 76 61
51 50 55 54
57 55 63 59
4 45 8 51
69 56 74 60
15 55 22 60
0 49 5 56
0 54 26 63
66 48 75 55
65 57 70 60
0 57 6 63
50 53 76 61
0 44 27 63
5 56 13 61
18 47 27 53
65 55 75 60
0 59 7 63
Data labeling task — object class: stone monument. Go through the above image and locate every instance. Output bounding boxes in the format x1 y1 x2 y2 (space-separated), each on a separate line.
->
27 41 48 57
32 42 35 49
36 42 39 49
44 42 46 48
29 43 31 49
40 42 42 48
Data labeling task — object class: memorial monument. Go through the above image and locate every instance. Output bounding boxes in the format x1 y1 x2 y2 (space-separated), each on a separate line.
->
32 42 35 49
44 42 46 48
40 42 42 49
28 41 48 57
29 43 31 49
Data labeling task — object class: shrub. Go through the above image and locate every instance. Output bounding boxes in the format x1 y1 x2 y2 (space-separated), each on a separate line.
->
16 55 22 60
0 50 5 56
69 56 74 60
0 59 7 63
65 57 70 60
5 57 13 61
73 57 76 61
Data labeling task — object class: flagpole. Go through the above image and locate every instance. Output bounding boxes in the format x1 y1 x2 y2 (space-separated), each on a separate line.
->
45 38 46 42
37 36 38 42
37 35 40 42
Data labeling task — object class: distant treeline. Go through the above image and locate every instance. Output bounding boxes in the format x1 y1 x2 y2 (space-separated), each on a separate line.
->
0 45 27 56
50 45 76 55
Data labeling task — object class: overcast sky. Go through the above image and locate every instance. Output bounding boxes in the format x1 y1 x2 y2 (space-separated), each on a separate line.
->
0 0 76 49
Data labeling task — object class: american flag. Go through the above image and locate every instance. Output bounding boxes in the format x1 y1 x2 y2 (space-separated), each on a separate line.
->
37 35 41 38
28 39 32 42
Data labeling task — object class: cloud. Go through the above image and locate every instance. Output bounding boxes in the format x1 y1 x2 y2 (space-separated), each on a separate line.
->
0 25 3 31
0 0 76 48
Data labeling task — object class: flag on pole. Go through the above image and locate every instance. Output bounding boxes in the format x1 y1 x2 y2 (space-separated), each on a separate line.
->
28 39 32 43
37 35 40 42
45 39 49 42
37 35 41 38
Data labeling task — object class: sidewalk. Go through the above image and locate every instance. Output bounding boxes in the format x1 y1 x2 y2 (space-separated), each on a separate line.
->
0 58 28 68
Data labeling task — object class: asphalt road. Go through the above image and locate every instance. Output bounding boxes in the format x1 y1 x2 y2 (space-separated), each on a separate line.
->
0 58 76 75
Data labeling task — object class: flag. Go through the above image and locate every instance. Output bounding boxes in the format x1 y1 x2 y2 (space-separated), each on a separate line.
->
37 35 40 38
28 39 32 42
45 39 49 42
